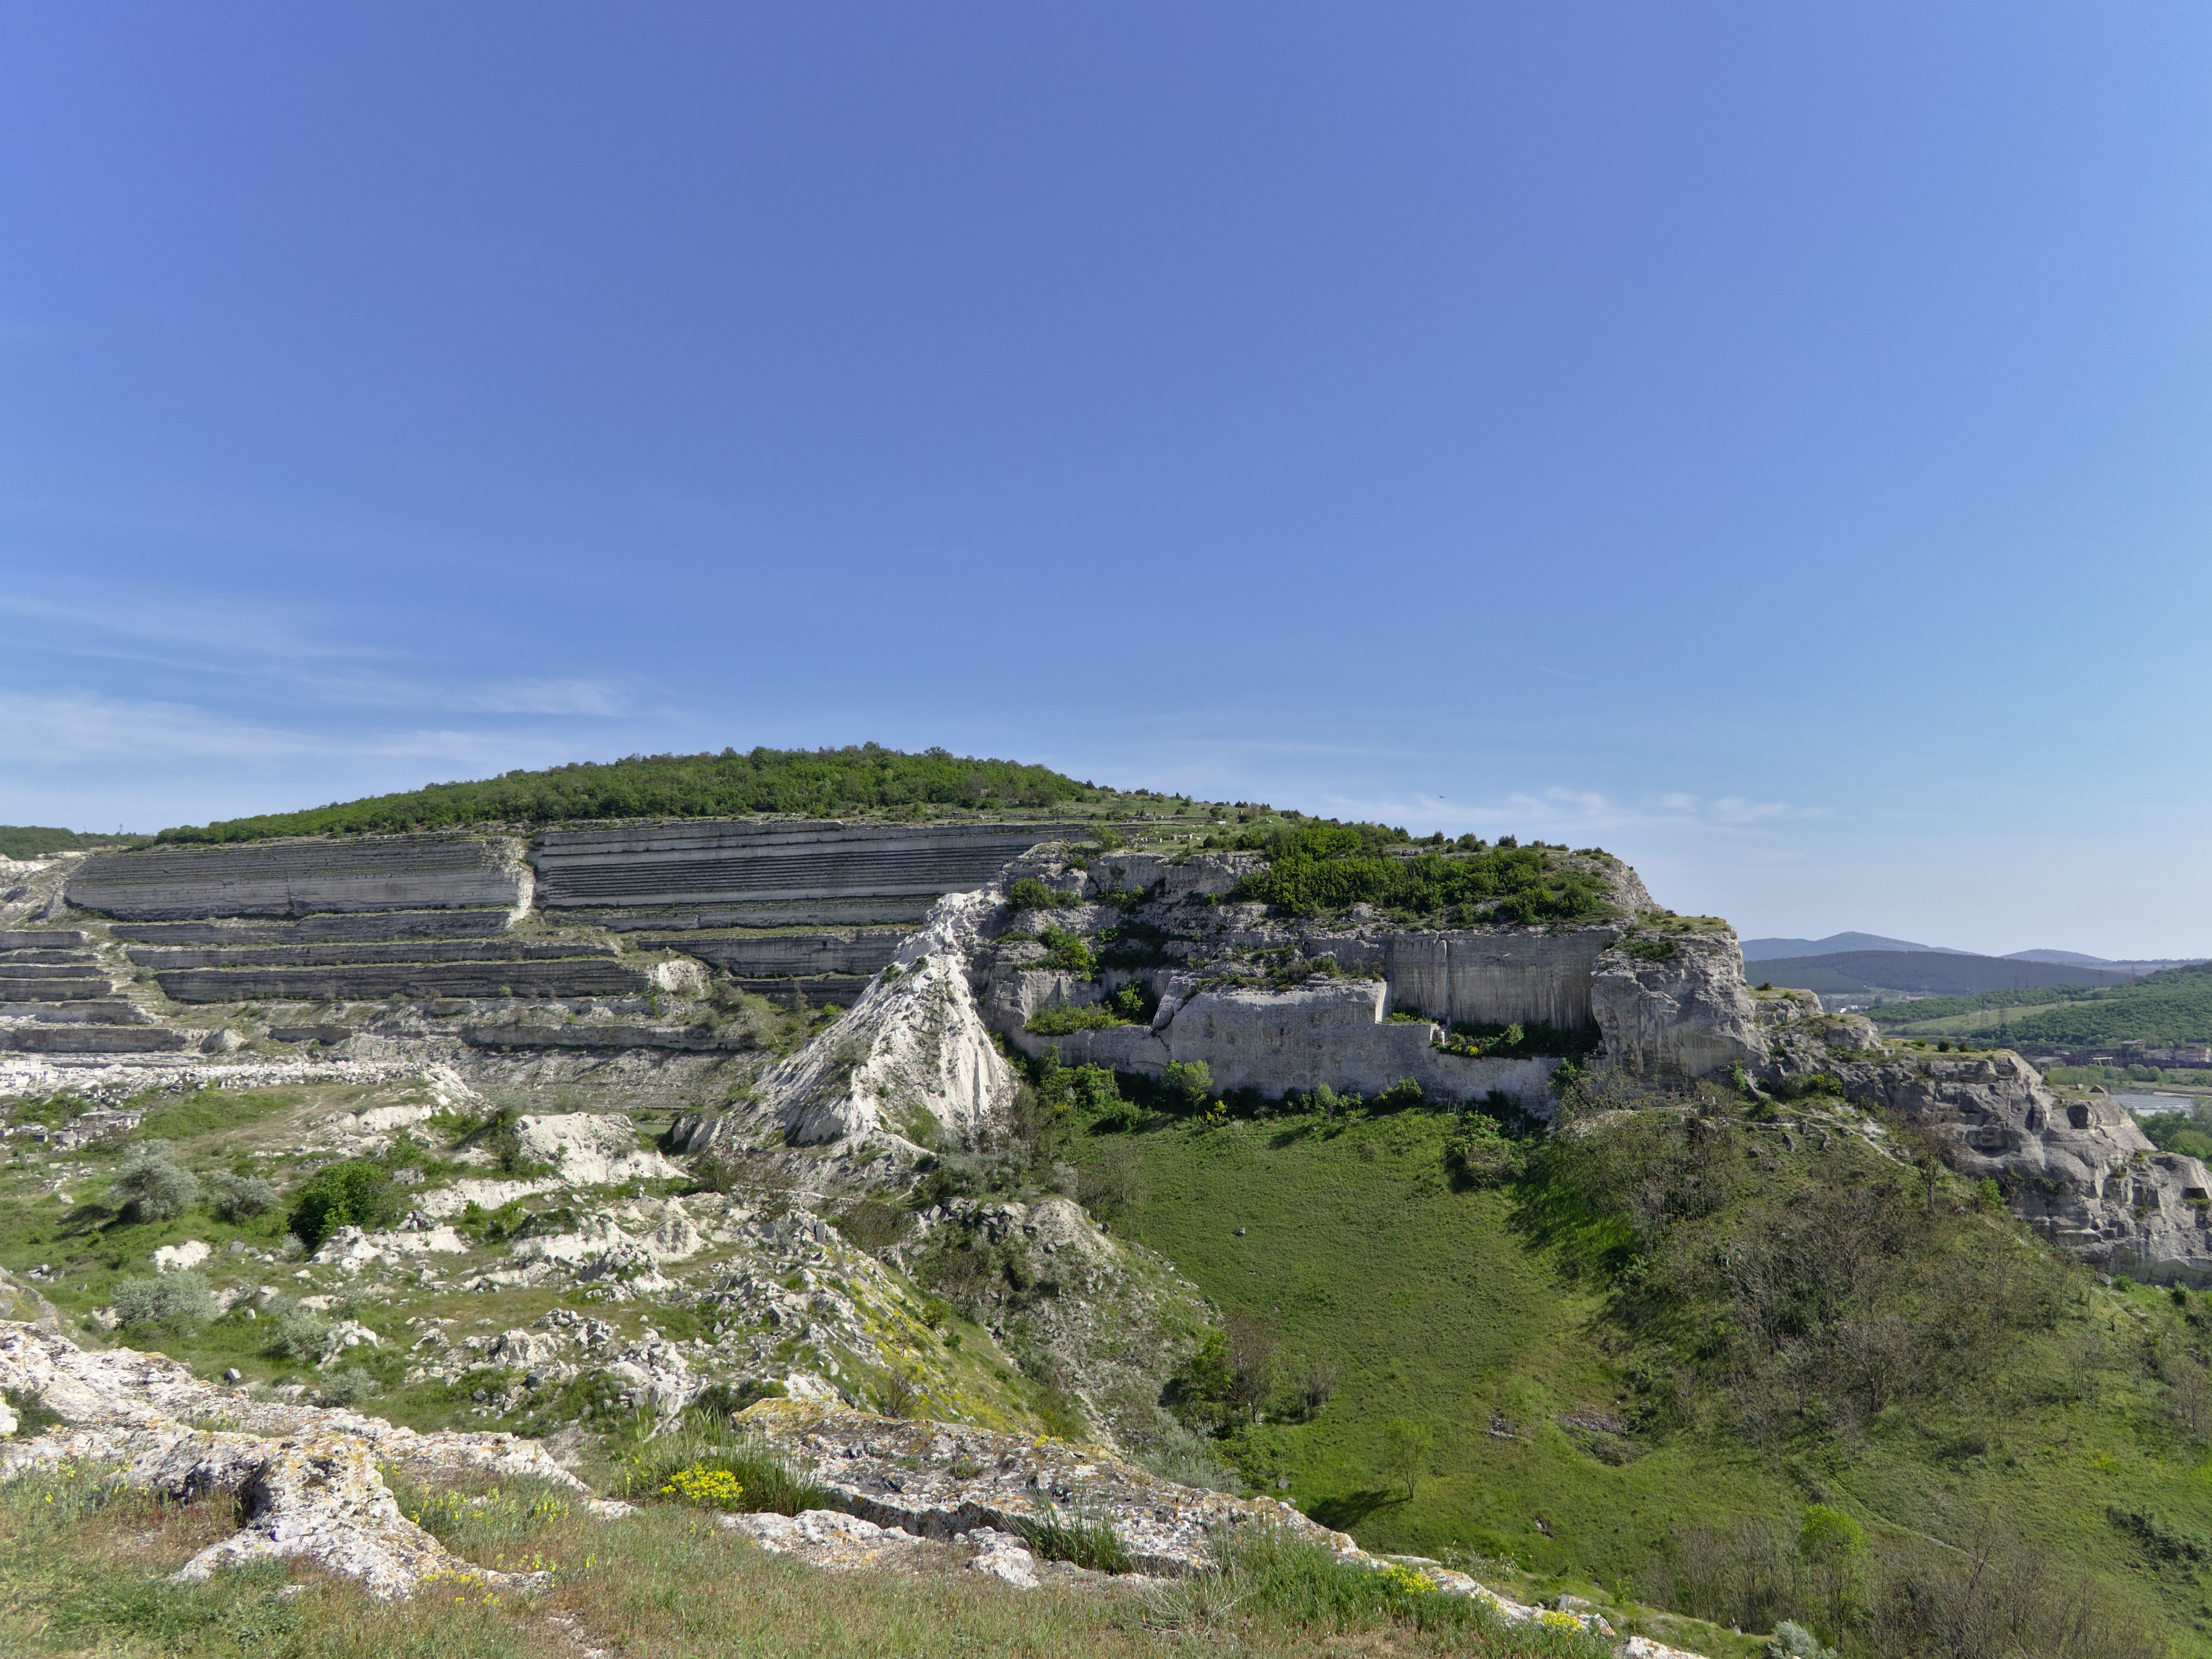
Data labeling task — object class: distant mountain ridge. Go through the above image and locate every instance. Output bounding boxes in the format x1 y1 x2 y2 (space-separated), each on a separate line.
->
1742 932 2204 974
1747 950 2144 998
1741 931 1965 961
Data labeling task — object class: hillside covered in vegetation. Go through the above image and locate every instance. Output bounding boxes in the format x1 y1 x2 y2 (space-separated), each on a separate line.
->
1055 1071 2200 1656
0 825 151 860
1225 821 1615 925
1869 964 2212 1048
153 745 1096 842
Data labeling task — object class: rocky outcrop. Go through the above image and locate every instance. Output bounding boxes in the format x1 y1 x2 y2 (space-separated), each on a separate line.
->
739 1396 1330 1573
704 889 1017 1151
1590 933 1765 1082
1855 1052 2212 1284
734 1398 1634 1640
1752 1000 2212 1284
0 1322 620 1597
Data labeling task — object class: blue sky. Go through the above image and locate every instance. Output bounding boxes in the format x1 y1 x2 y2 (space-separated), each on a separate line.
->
3 4 2208 956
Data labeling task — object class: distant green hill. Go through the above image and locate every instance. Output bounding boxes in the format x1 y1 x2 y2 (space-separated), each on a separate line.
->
0 825 152 859
154 745 1097 844
1868 965 2212 1049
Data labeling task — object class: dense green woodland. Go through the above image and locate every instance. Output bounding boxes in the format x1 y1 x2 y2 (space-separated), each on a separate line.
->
154 745 1093 842
1869 965 2212 1048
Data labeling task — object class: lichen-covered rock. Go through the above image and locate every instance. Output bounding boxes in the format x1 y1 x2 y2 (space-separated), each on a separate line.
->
0 1322 593 1597
718 1506 932 1571
737 1397 1353 1575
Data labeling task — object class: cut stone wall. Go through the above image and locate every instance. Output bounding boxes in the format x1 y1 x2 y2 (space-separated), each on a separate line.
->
151 959 650 1004
1004 978 1560 1111
69 836 531 920
1382 928 1619 1031
112 911 513 946
533 820 1088 912
123 939 618 970
648 929 904 978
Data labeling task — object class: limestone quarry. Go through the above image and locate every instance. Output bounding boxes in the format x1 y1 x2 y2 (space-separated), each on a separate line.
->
0 806 2199 1651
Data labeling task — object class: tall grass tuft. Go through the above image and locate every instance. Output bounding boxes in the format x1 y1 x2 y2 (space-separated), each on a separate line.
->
1019 1500 1133 1575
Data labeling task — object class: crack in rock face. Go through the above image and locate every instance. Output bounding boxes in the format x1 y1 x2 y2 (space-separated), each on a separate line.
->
0 1322 629 1597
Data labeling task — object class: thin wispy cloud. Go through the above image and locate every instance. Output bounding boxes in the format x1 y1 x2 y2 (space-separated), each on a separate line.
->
0 692 584 770
1314 784 1817 840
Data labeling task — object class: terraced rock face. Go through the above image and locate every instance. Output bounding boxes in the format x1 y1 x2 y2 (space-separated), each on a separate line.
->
68 834 533 920
534 818 1093 919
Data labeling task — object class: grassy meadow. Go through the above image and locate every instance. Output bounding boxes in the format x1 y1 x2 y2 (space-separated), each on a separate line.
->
1067 1094 2212 1655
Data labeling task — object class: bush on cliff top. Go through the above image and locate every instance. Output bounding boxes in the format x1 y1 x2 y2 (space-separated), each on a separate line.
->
1231 822 1611 924
153 744 1092 842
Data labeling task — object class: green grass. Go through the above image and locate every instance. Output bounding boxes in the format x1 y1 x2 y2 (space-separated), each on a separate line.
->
1067 1099 2212 1654
153 744 1096 843
0 1457 1629 1659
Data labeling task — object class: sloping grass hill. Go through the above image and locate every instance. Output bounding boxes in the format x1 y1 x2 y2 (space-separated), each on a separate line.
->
1065 1088 2211 1657
1868 965 2212 1049
154 745 1096 843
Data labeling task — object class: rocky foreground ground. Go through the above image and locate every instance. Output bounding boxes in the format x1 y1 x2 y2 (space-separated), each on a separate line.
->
0 1316 1701 1657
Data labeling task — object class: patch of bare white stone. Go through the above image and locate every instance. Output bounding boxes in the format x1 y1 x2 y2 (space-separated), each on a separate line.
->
0 1322 1706 1655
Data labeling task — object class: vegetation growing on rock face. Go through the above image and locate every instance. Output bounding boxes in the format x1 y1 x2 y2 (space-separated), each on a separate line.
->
1228 822 1612 924
153 743 1094 842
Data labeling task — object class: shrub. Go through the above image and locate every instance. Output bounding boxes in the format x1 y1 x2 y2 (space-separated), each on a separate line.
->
833 1199 907 1251
1371 1078 1424 1113
1102 979 1157 1022
1008 876 1078 912
318 1366 378 1408
1229 822 1611 924
616 1431 835 1516
1026 1004 1122 1035
264 1302 332 1364
1767 1622 1836 1659
658 1465 747 1508
109 1142 200 1223
109 1270 216 1331
1037 926 1095 975
204 1172 279 1221
287 1160 404 1250
1445 1113 1526 1186
1163 1060 1214 1110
